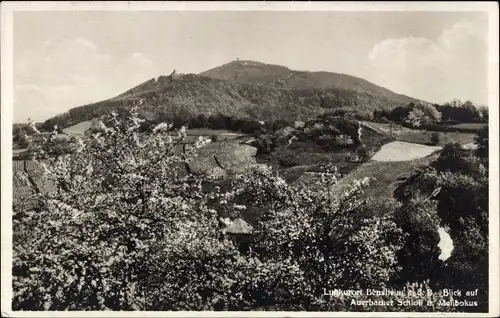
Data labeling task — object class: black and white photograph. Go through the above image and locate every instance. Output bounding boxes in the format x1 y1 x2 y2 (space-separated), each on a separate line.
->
1 1 499 316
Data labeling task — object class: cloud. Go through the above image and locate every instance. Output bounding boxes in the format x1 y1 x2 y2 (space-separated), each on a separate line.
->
74 37 99 51
14 84 42 92
14 38 157 122
129 52 153 68
368 21 488 105
369 37 437 67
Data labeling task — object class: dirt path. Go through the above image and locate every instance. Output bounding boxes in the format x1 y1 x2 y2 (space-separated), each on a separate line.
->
371 141 441 162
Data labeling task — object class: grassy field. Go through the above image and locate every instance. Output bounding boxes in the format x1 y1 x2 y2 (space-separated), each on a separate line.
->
62 121 249 141
450 123 487 131
63 121 92 135
258 141 365 183
398 130 475 145
331 153 439 202
185 128 247 137
362 121 476 145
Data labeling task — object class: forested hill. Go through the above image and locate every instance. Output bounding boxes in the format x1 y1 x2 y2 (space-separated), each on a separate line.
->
201 60 420 104
41 60 426 131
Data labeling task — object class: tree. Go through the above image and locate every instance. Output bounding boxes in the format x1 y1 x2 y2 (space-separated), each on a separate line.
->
13 105 241 310
477 106 489 123
433 143 469 172
430 132 446 146
389 105 413 123
13 126 30 148
449 99 463 108
405 104 442 128
462 100 477 114
474 125 489 164
437 99 483 123
222 165 404 310
405 107 425 128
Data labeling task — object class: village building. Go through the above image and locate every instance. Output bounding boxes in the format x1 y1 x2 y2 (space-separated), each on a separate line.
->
221 217 253 254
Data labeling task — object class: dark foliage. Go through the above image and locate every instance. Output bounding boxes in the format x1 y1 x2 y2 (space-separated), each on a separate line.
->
373 100 487 126
474 125 489 162
430 132 447 146
392 133 489 311
435 101 485 124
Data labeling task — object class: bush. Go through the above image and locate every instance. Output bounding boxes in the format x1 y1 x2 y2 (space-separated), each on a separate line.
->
430 132 446 146
356 144 370 160
433 143 469 172
404 104 442 128
277 151 300 167
474 125 488 162
224 166 405 310
253 136 275 155
334 134 354 147
13 127 30 148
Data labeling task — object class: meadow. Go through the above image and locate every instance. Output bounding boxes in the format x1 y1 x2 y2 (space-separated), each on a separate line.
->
450 123 487 131
362 121 477 145
332 152 440 202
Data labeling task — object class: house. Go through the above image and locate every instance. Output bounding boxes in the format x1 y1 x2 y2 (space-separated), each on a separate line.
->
221 217 253 253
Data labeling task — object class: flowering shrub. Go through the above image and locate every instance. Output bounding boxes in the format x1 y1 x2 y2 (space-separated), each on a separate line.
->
293 121 305 129
12 102 465 312
13 105 227 310
334 134 354 147
404 104 442 128
221 165 404 310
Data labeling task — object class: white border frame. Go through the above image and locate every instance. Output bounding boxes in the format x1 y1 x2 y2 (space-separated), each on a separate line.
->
1 2 499 317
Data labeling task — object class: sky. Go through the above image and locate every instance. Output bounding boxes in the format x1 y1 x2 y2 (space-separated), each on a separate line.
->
13 10 490 123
